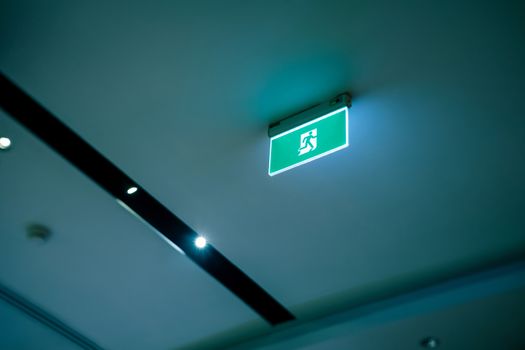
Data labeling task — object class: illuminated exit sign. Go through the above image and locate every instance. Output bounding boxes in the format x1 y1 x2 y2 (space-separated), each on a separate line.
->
268 94 350 176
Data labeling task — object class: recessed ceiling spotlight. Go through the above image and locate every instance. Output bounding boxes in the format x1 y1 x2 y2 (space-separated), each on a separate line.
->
420 337 440 348
0 136 12 150
126 186 138 195
195 236 207 249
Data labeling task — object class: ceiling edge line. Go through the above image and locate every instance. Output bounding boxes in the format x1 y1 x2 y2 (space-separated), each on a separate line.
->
0 282 105 350
226 255 525 349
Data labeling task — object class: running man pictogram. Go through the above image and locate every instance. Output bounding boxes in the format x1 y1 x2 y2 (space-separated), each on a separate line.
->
298 128 317 155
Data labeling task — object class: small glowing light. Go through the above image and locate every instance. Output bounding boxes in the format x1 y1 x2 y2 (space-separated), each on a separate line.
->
420 337 440 348
195 236 207 249
0 137 12 150
127 186 138 195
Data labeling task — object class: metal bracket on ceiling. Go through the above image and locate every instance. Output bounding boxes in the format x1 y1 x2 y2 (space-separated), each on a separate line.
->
268 92 352 138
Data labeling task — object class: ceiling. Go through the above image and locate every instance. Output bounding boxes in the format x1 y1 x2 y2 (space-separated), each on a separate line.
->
272 286 525 350
1 0 525 349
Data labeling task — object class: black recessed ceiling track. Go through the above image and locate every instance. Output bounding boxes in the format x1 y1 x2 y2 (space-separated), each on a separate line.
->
0 72 295 326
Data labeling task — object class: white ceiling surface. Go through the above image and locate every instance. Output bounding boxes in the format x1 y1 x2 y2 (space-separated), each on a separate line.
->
233 263 525 349
0 111 264 349
0 298 81 350
1 0 525 348
281 287 525 350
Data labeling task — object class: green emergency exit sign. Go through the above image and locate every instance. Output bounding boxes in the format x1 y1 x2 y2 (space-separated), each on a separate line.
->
268 97 350 176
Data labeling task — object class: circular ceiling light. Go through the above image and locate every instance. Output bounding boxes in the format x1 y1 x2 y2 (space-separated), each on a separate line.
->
127 186 138 195
420 337 440 348
195 236 207 249
0 137 12 150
